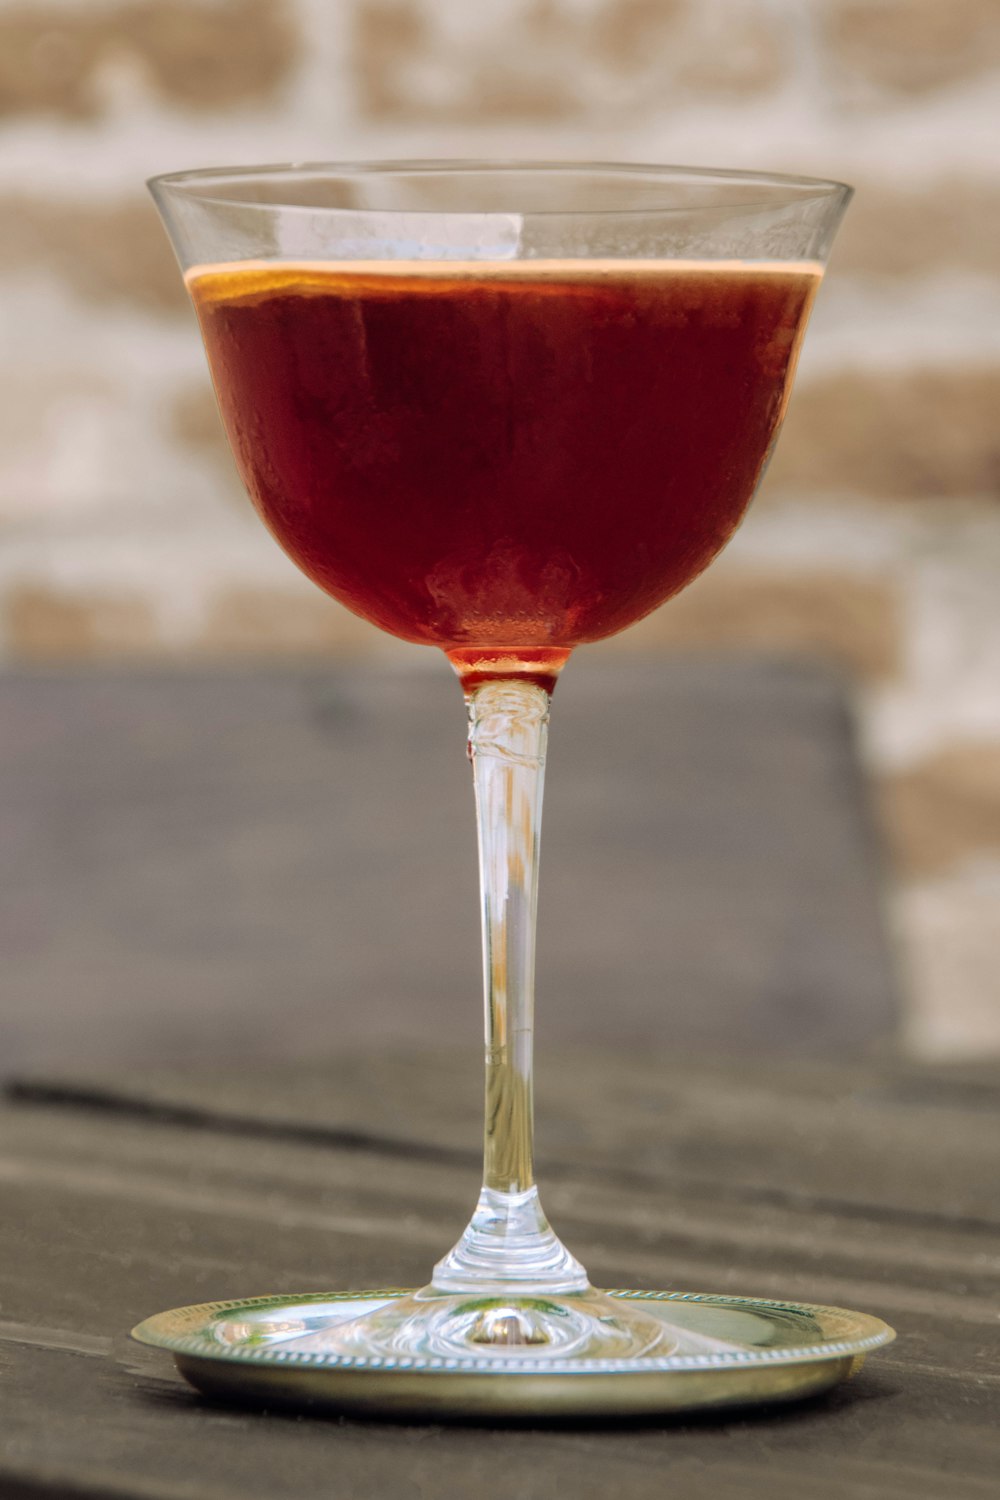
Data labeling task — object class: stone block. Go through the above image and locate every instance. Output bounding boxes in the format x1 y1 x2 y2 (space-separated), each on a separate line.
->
673 10 787 97
879 744 1000 877
607 566 901 681
770 369 1000 500
824 0 1000 97
0 9 106 120
0 195 185 316
172 384 236 465
897 865 1000 1056
353 0 786 122
6 585 159 658
835 182 1000 279
198 587 378 655
0 0 298 120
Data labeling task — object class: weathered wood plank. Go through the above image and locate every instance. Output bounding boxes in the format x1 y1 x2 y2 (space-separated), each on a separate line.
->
1 1103 996 1373
13 1049 1000 1222
1 1051 999 1496
0 659 896 1071
1 1336 993 1500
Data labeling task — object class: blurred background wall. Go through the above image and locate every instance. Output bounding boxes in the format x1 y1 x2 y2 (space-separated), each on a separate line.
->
0 0 997 1058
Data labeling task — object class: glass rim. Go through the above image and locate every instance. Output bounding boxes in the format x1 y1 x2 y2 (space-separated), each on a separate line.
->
147 158 853 218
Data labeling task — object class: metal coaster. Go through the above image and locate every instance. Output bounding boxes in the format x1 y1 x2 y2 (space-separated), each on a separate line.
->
132 1290 894 1420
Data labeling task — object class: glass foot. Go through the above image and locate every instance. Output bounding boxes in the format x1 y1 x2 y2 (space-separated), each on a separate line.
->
319 1284 670 1362
133 1290 894 1420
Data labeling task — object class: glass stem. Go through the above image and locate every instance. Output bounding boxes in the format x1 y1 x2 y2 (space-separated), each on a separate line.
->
432 678 588 1297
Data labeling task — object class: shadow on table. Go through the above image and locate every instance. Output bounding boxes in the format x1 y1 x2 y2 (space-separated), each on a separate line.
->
126 1344 898 1432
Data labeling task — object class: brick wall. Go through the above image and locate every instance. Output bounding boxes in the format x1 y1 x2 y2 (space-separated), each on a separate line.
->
1 0 998 1055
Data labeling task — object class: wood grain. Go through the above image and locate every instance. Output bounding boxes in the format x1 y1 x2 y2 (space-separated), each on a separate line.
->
1 1051 997 1497
0 659 896 1071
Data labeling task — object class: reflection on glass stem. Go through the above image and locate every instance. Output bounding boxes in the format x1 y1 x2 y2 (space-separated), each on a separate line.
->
431 679 588 1300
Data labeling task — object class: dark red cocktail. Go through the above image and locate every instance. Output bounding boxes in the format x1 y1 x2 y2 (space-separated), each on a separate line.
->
190 260 818 688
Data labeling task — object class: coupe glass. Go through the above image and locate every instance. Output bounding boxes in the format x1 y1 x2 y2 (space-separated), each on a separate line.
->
138 163 893 1415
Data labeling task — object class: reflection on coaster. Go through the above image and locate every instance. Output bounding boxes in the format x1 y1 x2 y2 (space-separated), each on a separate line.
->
133 1289 894 1421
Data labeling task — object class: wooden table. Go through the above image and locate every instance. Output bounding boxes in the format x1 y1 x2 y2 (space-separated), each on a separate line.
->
1 659 896 1071
2 1048 998 1497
